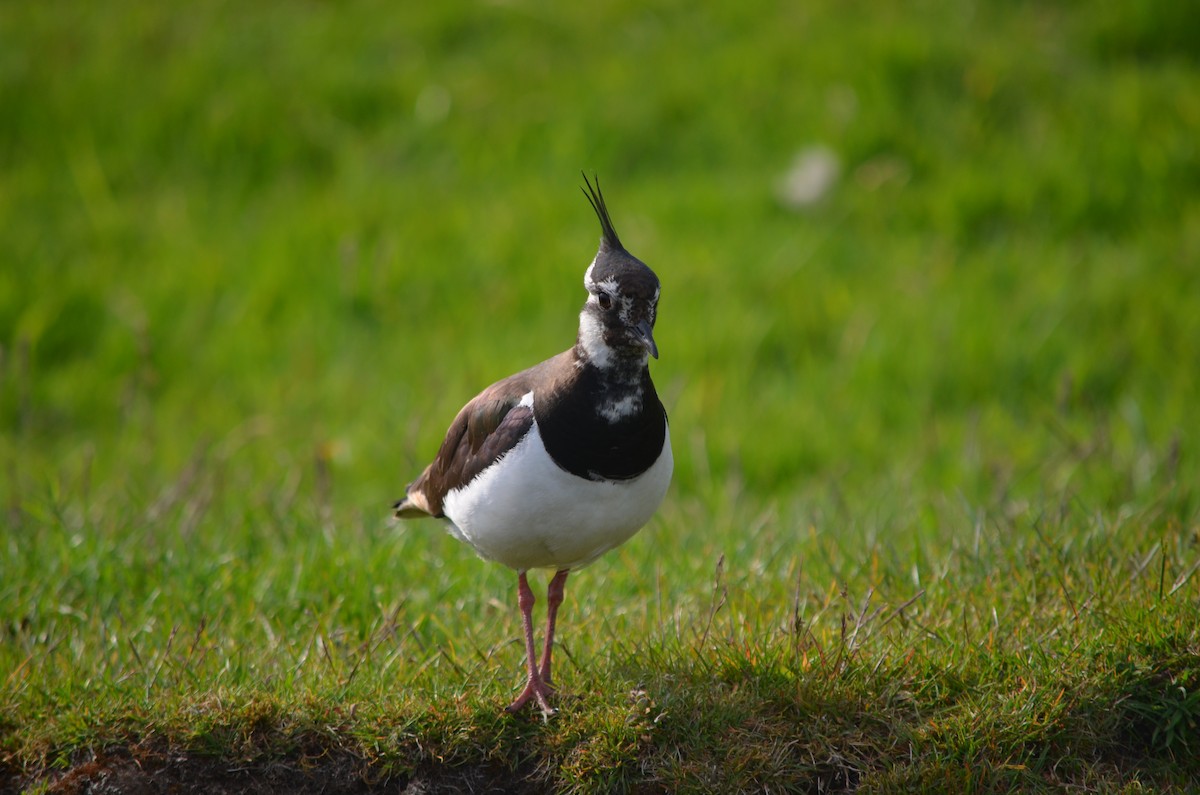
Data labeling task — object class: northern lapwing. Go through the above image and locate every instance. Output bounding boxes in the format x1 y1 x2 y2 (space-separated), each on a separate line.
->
394 175 672 716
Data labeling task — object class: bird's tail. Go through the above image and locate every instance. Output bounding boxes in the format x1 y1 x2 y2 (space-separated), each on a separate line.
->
392 496 427 519
392 482 435 519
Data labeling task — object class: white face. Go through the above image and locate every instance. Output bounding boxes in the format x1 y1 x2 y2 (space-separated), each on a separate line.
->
577 306 614 369
579 257 660 370
582 261 602 293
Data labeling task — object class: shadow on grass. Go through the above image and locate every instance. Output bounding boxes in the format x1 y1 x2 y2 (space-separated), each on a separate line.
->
9 742 535 795
7 630 1198 794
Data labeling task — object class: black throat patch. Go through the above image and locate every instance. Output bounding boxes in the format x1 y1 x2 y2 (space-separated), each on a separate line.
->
535 362 667 481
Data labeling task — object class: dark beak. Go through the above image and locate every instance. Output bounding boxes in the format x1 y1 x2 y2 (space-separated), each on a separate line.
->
634 319 659 359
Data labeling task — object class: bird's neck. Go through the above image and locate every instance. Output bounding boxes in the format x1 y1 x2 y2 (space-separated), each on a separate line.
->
573 339 647 382
567 345 652 424
575 312 649 376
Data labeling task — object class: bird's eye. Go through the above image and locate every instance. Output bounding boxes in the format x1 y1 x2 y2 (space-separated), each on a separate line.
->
597 293 614 310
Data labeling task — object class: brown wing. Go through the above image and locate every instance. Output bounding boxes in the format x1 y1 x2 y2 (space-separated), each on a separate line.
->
393 352 571 518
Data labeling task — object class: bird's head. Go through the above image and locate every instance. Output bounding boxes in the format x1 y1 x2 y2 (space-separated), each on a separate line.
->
577 175 661 370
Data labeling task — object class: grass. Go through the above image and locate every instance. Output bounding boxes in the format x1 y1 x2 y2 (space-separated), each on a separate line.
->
3 0 1199 791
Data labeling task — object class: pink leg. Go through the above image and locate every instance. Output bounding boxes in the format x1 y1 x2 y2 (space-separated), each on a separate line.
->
504 571 555 716
538 570 569 684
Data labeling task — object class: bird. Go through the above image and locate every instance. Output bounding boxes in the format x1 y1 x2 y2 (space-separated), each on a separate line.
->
393 175 672 716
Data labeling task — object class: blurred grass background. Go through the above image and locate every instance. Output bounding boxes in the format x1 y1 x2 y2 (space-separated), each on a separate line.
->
3 1 1198 508
2 0 1200 787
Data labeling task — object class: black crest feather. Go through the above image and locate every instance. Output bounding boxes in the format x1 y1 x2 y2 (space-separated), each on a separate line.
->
581 172 624 252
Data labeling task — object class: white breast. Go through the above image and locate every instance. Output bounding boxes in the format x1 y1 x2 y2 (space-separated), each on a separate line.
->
441 419 673 572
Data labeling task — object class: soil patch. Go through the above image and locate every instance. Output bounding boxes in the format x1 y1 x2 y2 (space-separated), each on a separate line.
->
5 744 540 795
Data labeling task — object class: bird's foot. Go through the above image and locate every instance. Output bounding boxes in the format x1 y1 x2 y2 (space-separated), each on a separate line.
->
505 672 557 717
